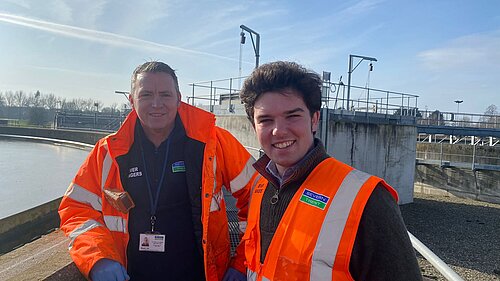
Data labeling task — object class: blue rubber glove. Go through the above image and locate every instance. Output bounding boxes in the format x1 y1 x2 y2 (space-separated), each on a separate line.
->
90 258 130 281
222 267 246 281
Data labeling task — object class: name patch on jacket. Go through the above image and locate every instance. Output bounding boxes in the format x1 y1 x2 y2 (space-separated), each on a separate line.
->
299 189 329 210
128 166 143 178
172 161 186 173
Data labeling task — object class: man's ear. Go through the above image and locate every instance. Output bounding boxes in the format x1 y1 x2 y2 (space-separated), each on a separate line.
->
311 111 320 133
128 93 135 109
177 92 182 107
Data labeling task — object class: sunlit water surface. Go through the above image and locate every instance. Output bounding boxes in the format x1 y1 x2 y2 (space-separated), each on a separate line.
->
0 138 89 219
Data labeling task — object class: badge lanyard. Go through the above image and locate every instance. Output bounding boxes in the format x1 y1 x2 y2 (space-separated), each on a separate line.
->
140 137 171 233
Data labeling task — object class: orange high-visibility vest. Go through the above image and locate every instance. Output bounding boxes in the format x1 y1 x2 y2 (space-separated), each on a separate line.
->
59 102 256 280
243 157 398 281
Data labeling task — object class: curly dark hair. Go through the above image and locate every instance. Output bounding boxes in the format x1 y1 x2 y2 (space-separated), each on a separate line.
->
239 61 322 124
131 61 180 95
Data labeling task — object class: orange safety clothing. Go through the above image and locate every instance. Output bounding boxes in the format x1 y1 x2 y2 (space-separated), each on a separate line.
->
59 102 256 280
243 157 398 281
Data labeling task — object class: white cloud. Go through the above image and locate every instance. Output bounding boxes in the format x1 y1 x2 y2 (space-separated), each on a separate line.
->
47 0 72 23
338 0 386 19
418 30 500 72
3 0 30 9
0 12 239 62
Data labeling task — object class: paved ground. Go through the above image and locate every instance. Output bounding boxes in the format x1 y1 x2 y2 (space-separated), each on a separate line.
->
401 192 500 281
0 229 84 281
1 192 498 280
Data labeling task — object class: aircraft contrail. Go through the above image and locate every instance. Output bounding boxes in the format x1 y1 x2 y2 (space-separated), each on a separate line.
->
0 12 239 62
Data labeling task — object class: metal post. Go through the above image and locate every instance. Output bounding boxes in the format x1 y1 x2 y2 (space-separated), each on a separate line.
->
209 81 213 113
191 83 195 105
229 78 233 113
321 107 328 152
440 143 443 166
347 56 353 111
240 25 260 68
386 91 389 117
366 86 370 113
472 141 476 170
347 54 377 111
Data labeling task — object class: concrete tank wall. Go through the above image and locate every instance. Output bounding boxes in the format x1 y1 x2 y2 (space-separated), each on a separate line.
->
320 121 417 204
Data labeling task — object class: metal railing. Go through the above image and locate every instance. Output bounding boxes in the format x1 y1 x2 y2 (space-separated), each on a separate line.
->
187 77 421 117
409 232 464 281
54 111 125 132
321 82 419 116
417 110 500 129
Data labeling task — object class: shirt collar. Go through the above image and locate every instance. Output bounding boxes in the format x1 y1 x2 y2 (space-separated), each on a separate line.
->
263 139 321 188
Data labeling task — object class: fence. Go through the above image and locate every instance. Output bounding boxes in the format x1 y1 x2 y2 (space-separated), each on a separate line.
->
188 77 420 117
417 110 500 129
54 111 126 132
321 82 419 116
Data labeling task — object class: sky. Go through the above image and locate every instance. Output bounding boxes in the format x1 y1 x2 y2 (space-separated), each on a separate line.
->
0 0 499 114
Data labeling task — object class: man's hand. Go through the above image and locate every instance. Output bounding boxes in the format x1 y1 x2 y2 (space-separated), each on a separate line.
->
222 267 246 281
90 258 130 281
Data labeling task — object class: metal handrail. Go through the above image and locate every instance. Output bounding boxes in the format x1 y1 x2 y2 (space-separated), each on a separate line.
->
408 231 464 281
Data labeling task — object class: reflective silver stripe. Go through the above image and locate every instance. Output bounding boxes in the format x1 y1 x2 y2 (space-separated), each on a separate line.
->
310 169 370 280
238 221 247 233
101 150 112 191
247 269 270 281
213 155 217 190
230 157 256 194
68 219 102 249
65 182 102 211
104 215 127 233
210 189 223 212
247 269 257 281
207 155 218 212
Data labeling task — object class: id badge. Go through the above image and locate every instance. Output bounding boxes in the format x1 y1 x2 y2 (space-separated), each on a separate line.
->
139 233 165 252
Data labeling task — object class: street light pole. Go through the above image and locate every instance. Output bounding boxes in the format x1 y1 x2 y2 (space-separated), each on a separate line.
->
454 100 463 114
240 25 260 69
347 54 377 111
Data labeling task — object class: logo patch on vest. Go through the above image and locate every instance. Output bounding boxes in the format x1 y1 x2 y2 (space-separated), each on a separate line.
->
299 189 329 210
171 161 186 173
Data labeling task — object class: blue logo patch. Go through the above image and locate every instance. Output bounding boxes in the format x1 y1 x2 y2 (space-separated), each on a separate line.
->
299 189 330 210
172 161 186 173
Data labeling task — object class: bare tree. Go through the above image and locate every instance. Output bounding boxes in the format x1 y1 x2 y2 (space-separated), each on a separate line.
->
4 91 15 106
0 92 5 107
109 102 118 113
27 90 42 107
14 90 29 107
43 93 59 109
480 104 499 128
484 104 498 116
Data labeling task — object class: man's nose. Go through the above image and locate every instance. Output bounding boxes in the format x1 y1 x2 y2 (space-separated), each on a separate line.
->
151 94 160 107
272 120 286 137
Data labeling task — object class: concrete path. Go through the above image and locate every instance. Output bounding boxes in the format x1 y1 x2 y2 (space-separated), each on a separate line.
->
0 229 84 281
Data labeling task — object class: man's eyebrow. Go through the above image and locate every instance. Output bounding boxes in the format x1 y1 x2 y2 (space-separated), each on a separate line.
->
284 108 305 115
255 113 272 119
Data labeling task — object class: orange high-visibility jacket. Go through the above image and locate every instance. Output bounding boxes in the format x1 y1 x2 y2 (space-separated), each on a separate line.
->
59 102 256 280
243 157 398 281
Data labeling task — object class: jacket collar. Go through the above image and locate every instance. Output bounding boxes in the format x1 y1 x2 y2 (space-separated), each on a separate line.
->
105 102 216 159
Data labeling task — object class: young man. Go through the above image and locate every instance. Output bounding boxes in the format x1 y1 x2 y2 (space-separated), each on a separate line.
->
239 61 422 280
59 61 255 281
